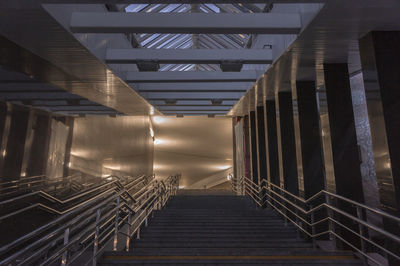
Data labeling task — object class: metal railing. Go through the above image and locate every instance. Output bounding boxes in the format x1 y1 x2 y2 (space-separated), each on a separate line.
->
0 174 150 221
0 173 180 265
0 173 88 197
234 176 400 266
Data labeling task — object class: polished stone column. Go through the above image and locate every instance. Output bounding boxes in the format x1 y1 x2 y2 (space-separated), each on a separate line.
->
359 31 400 212
322 63 365 249
295 81 325 199
359 31 400 263
62 117 74 177
26 113 52 176
256 105 267 183
243 115 251 179
2 105 31 180
0 102 11 181
249 111 258 183
278 92 299 195
323 63 364 202
265 100 280 186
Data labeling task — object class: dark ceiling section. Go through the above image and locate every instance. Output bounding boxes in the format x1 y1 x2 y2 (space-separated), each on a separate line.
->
0 36 120 116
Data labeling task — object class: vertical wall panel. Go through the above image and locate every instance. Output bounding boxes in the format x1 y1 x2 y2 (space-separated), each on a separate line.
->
265 100 280 186
256 105 267 183
278 92 299 195
295 81 325 199
249 111 258 183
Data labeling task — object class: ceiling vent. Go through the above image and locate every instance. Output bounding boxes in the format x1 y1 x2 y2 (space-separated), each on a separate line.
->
220 61 243 72
211 99 223 105
137 60 160 72
165 99 177 105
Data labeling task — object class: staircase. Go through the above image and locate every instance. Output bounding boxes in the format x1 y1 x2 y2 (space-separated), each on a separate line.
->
99 193 361 265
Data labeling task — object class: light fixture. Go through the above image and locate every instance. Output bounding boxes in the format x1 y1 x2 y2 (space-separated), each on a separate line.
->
216 165 231 170
154 139 163 145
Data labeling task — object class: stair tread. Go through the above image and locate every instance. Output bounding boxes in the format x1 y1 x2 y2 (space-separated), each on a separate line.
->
100 195 360 265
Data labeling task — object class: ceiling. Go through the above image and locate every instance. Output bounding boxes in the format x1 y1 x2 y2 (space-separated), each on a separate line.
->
0 1 321 117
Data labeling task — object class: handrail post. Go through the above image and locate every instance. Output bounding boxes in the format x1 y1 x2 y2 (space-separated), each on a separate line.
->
93 209 101 266
325 194 336 246
137 227 141 240
113 196 120 251
356 206 368 265
125 212 132 252
61 227 69 266
310 204 316 249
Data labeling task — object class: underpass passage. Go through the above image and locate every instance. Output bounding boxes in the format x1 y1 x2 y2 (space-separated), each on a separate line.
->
99 191 361 265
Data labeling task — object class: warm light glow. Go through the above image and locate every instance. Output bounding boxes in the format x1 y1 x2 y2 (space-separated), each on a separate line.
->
154 139 164 145
2 149 6 157
103 164 121 170
21 172 26 177
68 162 72 168
152 116 167 124
149 127 154 138
216 165 231 170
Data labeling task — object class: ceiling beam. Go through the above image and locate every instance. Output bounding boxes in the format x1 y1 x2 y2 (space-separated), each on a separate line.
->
125 71 259 83
45 0 324 3
136 82 251 93
107 49 272 64
140 92 244 99
71 12 301 34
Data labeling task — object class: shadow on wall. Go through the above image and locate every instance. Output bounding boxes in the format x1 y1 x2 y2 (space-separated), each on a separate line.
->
152 116 233 189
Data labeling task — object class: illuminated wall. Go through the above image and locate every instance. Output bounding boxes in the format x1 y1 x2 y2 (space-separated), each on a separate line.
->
69 115 153 178
152 116 233 189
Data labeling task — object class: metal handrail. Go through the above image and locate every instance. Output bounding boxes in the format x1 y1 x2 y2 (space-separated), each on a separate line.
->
0 173 180 266
0 175 147 221
235 176 400 266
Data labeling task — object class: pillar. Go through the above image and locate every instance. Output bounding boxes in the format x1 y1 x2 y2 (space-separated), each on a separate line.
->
322 63 365 249
1 105 31 180
295 81 325 199
359 31 400 264
26 113 52 176
256 105 267 183
243 115 251 180
323 63 364 201
278 92 299 195
265 100 280 186
249 110 258 184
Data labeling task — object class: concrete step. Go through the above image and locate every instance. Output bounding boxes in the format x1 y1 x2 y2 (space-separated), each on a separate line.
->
104 249 355 257
131 241 314 248
99 255 361 265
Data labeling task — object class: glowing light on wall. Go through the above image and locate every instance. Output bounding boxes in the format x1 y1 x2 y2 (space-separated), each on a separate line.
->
152 116 167 124
154 139 164 145
216 165 231 170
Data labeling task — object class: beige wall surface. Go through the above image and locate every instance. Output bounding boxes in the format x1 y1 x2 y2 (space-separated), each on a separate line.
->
70 115 153 177
152 116 233 188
